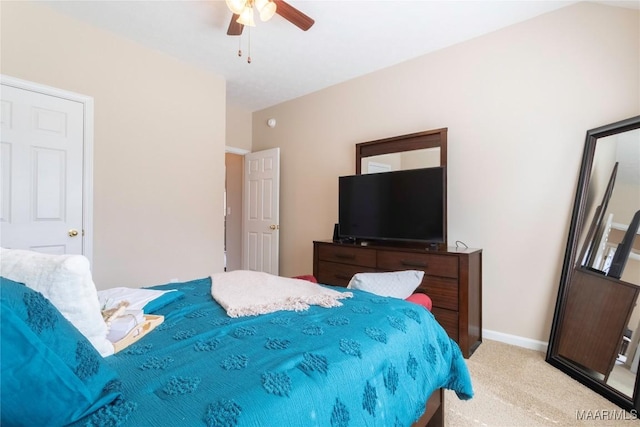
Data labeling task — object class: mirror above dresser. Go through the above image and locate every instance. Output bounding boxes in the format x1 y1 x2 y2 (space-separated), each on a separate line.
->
355 128 447 174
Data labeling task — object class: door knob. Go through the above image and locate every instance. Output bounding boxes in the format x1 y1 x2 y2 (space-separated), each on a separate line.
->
269 225 279 230
68 229 79 237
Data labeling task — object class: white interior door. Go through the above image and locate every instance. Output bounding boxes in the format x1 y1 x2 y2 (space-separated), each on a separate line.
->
1 78 90 256
242 147 280 274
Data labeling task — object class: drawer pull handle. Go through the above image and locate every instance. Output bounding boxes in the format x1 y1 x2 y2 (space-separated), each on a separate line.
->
335 253 355 260
401 260 427 268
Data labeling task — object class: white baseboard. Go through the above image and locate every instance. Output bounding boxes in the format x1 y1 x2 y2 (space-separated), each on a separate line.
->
483 329 548 353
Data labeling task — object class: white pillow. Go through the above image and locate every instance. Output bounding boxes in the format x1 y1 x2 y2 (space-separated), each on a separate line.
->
347 270 424 299
0 248 114 357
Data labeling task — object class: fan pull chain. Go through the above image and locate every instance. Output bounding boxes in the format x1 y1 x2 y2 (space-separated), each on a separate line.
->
247 27 252 64
234 28 251 64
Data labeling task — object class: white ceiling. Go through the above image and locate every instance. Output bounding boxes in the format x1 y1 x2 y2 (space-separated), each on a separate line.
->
41 0 637 112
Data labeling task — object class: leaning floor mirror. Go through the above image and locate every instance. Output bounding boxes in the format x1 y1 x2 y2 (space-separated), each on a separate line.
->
547 115 640 411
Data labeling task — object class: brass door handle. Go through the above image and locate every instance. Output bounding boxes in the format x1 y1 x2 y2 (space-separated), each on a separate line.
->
68 229 79 237
269 225 279 230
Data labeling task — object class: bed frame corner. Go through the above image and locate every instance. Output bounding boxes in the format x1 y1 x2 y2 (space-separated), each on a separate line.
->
412 388 444 427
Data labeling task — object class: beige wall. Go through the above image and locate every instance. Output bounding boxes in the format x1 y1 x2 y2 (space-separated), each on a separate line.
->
252 2 640 343
1 2 227 288
226 105 252 152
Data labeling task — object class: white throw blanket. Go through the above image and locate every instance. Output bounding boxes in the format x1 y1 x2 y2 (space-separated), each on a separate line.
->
211 270 353 318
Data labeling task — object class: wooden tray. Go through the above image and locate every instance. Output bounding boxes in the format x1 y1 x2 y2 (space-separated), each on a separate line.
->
113 314 164 353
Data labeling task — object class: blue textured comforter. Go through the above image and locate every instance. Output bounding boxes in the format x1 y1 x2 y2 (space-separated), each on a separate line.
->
81 277 472 426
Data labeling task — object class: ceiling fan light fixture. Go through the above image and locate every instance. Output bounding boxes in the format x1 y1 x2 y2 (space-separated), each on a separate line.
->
256 0 276 22
237 5 256 27
225 0 246 15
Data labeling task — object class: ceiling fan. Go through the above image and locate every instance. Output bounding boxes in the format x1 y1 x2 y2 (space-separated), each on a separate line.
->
225 0 315 36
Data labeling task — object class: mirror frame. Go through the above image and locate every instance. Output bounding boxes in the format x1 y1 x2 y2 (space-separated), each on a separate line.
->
355 128 447 174
547 115 640 412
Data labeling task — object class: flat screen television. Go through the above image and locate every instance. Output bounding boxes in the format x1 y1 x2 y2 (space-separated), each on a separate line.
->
338 166 446 244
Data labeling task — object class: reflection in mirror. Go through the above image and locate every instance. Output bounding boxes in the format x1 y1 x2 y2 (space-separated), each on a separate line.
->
589 129 640 397
579 131 640 275
355 127 447 175
547 116 640 412
361 147 441 174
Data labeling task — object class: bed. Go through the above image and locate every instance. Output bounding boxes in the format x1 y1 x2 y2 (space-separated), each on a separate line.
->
0 250 473 427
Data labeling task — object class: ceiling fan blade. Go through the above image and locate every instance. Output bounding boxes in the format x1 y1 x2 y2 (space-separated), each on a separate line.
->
227 15 244 36
273 0 315 31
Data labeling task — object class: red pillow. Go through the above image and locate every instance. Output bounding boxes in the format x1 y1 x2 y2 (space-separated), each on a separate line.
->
293 275 318 283
406 293 432 311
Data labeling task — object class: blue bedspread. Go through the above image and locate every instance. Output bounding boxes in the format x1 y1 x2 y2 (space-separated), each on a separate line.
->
80 277 472 426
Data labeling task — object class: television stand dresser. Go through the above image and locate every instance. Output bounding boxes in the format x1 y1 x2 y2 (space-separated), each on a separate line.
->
313 240 482 358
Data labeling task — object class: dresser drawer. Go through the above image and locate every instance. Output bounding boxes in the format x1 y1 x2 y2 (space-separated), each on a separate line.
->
317 245 376 268
431 307 459 341
316 261 377 287
377 251 458 279
417 277 459 311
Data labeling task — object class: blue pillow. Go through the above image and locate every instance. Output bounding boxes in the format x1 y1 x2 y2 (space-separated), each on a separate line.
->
0 277 121 426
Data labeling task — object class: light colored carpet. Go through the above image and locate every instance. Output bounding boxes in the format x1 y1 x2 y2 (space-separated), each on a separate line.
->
445 340 639 426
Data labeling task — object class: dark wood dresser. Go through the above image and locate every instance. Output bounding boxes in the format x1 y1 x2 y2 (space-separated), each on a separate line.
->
313 240 482 358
